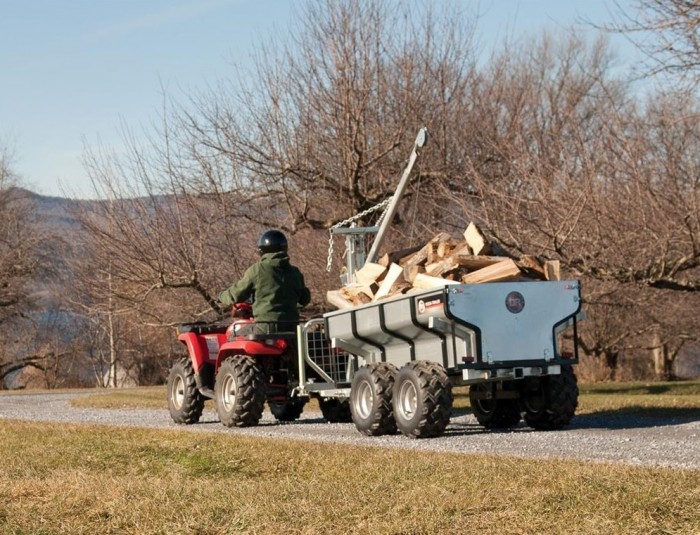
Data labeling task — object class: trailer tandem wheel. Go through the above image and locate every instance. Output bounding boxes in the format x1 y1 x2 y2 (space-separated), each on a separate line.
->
215 355 266 427
349 363 398 436
393 361 453 438
167 357 205 424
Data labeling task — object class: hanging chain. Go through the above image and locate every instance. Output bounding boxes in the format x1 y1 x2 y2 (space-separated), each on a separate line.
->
326 196 394 272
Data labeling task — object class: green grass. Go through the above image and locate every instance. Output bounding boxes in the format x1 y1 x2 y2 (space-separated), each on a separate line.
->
0 419 698 535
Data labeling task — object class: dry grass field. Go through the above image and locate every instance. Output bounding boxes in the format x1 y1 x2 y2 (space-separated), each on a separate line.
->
0 381 698 534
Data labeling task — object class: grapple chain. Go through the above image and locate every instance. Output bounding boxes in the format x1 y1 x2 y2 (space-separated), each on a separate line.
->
326 197 393 272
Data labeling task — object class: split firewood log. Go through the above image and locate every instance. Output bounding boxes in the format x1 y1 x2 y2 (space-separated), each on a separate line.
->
463 222 490 256
354 262 387 286
373 263 406 301
460 258 521 284
516 254 547 280
412 273 461 290
544 259 561 281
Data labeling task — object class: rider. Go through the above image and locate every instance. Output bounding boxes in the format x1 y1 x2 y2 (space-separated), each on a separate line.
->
218 229 311 333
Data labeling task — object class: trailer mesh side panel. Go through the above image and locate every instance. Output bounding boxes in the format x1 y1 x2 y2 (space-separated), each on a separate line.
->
306 330 350 384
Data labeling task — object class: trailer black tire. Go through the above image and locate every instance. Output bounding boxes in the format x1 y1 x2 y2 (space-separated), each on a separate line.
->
319 398 353 423
350 363 397 436
523 365 578 430
469 383 522 429
215 355 265 427
393 361 453 438
167 357 205 424
269 399 306 422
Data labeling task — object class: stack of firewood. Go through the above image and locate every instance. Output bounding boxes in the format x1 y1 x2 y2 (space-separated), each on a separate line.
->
327 222 561 309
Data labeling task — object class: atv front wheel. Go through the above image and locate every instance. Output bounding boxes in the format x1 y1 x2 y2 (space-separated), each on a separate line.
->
215 356 265 427
167 358 205 424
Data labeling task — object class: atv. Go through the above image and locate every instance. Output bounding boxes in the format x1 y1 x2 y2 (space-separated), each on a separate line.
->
167 303 352 427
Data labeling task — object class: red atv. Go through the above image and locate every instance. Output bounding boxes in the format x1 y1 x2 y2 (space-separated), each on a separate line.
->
167 303 352 427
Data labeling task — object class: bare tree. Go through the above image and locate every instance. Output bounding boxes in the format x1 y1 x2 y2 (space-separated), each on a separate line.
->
424 31 699 378
0 150 39 323
446 34 700 294
178 0 477 236
76 0 480 316
607 0 700 89
0 146 64 387
75 1 698 383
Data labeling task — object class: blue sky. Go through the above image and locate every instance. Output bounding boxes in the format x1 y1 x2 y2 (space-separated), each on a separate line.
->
0 0 640 199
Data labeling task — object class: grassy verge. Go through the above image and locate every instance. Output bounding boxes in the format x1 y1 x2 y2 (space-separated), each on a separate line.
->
9 380 700 533
0 419 698 535
71 380 700 417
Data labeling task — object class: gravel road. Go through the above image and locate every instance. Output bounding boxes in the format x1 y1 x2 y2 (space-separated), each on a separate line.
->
1 391 698 470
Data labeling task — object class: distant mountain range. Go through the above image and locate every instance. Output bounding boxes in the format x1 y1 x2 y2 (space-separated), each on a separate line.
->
23 189 96 232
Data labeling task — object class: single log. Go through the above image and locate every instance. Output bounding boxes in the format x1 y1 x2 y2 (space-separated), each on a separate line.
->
412 273 461 290
544 259 561 281
455 254 509 270
354 262 387 285
373 263 406 301
463 222 490 255
461 258 521 283
388 245 424 266
326 290 355 309
517 254 546 280
403 264 425 283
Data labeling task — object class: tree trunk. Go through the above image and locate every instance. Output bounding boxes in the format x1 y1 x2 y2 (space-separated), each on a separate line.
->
651 326 665 379
108 310 117 388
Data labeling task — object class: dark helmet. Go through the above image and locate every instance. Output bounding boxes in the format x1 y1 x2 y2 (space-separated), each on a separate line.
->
257 229 288 255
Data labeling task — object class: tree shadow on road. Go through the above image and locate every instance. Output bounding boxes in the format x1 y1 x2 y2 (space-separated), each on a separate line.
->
568 406 699 430
444 406 699 436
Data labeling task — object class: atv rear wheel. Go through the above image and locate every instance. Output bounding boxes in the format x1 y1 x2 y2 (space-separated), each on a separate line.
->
269 398 306 422
393 361 452 438
319 398 352 423
523 365 578 430
215 355 265 427
350 363 398 436
469 383 521 429
167 357 205 424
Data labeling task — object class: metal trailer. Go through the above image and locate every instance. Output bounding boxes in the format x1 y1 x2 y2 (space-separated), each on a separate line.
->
297 279 582 438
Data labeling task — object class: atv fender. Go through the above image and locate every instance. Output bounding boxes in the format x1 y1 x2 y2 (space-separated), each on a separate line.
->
178 332 226 373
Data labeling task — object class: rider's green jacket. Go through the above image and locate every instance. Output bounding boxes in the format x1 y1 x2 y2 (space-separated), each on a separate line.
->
218 251 311 325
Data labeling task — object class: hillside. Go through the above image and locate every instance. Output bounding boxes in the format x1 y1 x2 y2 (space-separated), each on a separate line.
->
20 189 101 233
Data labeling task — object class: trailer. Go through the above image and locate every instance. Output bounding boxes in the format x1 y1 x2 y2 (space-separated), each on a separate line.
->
297 279 581 438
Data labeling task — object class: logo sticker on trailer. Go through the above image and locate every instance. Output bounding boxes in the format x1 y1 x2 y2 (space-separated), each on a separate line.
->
505 291 525 314
417 296 444 315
